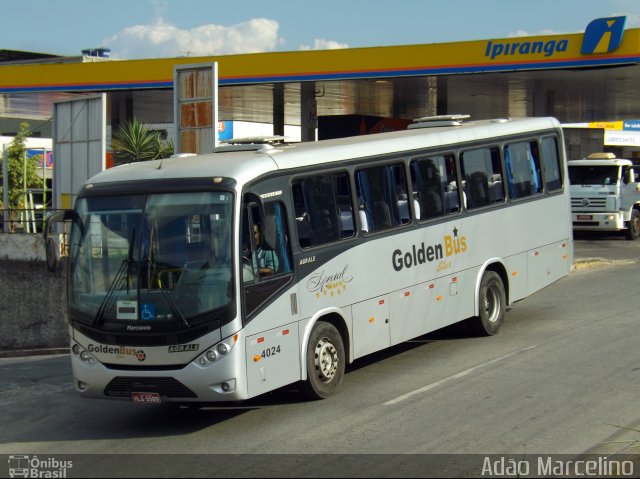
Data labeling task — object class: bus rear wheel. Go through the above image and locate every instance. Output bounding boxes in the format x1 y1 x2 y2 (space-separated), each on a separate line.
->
302 322 345 399
466 271 506 336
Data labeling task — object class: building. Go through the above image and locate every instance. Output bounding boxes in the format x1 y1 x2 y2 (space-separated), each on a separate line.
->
0 16 639 162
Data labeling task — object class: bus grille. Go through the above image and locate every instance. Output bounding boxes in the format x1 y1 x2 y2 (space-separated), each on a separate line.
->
104 377 197 398
103 363 187 371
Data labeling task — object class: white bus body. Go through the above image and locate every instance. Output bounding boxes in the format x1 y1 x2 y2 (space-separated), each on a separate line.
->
569 154 640 239
61 117 572 403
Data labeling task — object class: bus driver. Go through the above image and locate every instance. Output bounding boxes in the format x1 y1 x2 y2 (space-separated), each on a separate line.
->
253 223 279 275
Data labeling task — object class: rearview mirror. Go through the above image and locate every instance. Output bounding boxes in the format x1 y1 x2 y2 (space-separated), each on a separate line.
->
43 209 74 272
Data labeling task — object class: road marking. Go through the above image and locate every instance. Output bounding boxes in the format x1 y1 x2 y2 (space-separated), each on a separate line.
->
382 345 538 406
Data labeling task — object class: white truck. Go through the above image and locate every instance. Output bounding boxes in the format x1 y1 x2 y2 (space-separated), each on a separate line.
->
569 152 640 240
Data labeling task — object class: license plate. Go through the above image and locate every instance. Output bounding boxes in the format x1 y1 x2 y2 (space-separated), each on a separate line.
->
131 392 161 403
577 215 593 220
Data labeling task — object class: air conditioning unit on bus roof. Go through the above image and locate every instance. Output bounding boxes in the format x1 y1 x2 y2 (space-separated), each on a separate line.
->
214 135 288 153
408 114 471 129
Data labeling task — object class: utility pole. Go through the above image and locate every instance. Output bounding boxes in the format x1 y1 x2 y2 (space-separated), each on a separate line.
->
2 146 8 233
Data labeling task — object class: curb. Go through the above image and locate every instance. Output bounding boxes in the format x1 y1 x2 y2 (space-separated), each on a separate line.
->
573 257 637 270
0 347 69 359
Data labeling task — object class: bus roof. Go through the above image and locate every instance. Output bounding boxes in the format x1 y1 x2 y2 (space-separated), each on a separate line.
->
87 117 561 188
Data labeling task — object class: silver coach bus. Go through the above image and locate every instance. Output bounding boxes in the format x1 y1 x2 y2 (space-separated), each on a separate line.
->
50 116 572 403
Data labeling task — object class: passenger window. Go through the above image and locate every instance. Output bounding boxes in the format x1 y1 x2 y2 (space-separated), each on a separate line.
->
460 147 504 209
355 163 410 233
291 172 354 248
410 154 460 220
540 137 563 191
504 141 543 199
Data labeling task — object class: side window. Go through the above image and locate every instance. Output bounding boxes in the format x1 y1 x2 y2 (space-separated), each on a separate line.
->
460 147 504 209
504 141 543 199
540 136 563 191
291 172 354 248
242 201 292 283
410 154 460 220
355 163 410 233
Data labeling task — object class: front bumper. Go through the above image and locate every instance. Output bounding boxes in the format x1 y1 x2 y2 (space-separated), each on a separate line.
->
70 342 248 403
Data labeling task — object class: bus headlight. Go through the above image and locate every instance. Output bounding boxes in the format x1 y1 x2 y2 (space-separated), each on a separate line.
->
196 334 238 367
71 341 98 366
206 350 219 362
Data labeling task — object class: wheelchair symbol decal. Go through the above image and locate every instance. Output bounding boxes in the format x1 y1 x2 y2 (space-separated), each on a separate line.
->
141 304 156 321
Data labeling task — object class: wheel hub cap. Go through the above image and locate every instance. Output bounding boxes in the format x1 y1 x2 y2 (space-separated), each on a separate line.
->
485 287 499 323
314 338 338 381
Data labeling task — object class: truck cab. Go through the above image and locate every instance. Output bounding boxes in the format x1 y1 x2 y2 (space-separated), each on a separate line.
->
568 152 640 240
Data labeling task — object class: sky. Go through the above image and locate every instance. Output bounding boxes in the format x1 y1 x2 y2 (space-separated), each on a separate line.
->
1 0 640 59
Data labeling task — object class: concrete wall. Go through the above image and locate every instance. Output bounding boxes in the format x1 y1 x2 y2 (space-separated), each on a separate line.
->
0 234 68 352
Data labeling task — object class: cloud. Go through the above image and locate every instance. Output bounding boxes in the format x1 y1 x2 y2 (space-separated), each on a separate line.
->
507 29 566 38
299 38 349 50
612 12 639 27
105 18 282 59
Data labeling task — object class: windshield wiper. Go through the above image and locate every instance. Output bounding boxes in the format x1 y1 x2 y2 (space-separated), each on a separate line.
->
143 256 190 328
93 229 136 327
159 285 190 328
145 224 189 327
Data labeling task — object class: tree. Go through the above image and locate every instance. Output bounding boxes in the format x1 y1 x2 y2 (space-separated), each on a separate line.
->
0 122 41 210
111 119 174 165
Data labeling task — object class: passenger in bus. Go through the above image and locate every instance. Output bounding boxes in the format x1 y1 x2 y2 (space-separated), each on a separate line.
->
467 172 490 208
253 223 279 275
422 191 441 218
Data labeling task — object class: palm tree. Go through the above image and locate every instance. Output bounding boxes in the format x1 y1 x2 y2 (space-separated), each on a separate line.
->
111 118 174 165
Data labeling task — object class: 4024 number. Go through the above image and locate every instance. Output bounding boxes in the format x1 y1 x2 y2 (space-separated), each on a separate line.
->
261 345 281 359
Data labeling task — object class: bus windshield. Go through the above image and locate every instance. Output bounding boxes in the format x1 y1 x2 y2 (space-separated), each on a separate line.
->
569 165 619 186
69 191 233 326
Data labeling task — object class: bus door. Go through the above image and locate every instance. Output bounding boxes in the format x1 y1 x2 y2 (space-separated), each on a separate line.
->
241 198 299 397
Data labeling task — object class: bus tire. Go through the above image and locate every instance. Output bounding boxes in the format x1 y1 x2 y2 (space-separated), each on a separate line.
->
302 322 345 400
466 271 506 336
625 209 640 240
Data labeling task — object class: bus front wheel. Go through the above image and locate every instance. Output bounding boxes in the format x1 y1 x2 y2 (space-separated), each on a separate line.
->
302 322 345 399
466 271 506 336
